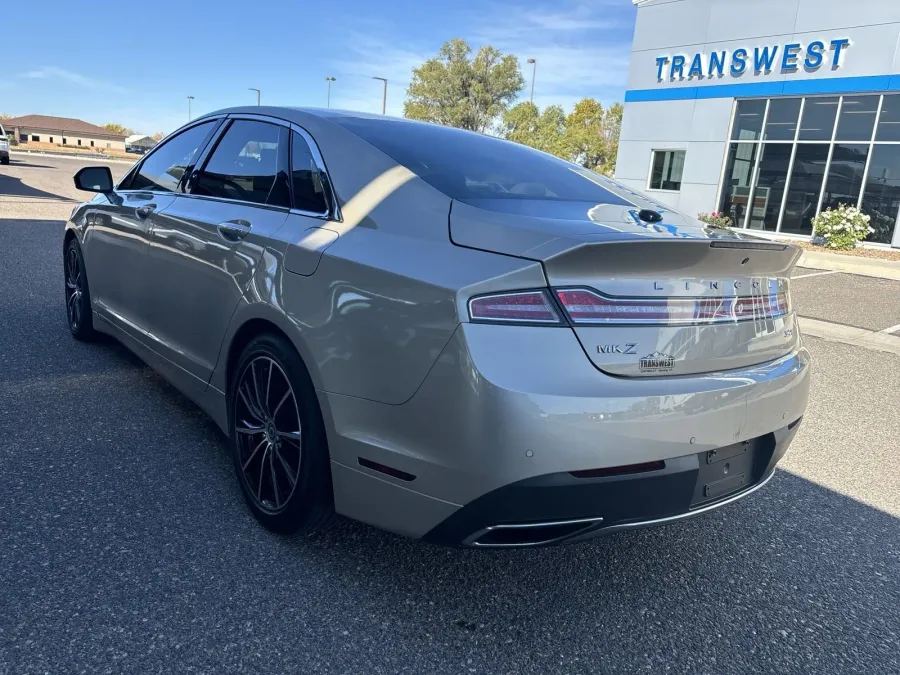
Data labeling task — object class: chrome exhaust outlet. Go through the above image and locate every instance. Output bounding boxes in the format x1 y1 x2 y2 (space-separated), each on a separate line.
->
464 516 605 548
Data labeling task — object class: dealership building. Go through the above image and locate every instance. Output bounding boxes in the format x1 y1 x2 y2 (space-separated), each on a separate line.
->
615 0 900 248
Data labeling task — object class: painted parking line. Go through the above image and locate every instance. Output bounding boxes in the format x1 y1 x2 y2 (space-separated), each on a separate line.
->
878 322 900 335
791 270 842 280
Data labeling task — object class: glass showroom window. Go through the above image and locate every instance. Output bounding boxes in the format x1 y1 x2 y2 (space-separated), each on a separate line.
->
649 150 685 191
721 94 900 244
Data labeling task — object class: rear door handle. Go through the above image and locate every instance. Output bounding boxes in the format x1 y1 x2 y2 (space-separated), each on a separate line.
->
217 219 252 241
135 204 156 219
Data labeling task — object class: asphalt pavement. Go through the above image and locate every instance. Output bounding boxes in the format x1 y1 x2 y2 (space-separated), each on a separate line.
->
1 157 899 674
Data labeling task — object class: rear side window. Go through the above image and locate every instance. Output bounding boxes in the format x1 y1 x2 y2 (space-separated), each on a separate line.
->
333 117 632 206
193 120 290 207
130 121 215 193
291 131 328 214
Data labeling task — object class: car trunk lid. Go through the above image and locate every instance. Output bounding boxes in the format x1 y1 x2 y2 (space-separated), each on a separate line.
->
451 194 802 378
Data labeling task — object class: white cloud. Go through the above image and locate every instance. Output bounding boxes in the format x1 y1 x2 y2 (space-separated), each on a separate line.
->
473 1 635 109
22 67 128 94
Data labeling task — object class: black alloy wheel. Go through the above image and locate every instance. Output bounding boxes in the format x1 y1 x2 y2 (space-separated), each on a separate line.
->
64 239 95 340
234 356 303 513
230 334 333 534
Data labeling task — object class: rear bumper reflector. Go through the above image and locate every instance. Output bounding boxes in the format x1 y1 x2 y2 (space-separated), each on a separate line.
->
569 460 666 479
358 457 416 482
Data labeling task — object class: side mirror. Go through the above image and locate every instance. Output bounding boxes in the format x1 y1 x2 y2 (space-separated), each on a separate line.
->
74 166 114 193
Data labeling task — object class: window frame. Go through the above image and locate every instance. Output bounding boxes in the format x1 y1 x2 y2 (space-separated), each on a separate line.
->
187 117 291 211
646 149 687 193
721 92 900 242
288 125 338 219
118 116 225 193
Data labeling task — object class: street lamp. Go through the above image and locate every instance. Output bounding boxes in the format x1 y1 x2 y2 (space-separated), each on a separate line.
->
371 76 387 115
187 95 195 121
527 58 537 104
325 76 336 108
248 88 261 106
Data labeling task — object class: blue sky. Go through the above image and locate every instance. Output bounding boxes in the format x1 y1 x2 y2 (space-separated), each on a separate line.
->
3 0 637 134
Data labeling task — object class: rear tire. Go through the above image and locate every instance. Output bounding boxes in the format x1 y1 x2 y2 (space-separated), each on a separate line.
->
229 333 334 535
64 238 96 341
1 157 9 165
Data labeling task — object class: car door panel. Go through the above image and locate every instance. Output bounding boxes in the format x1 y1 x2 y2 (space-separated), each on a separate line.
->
143 198 288 381
82 119 221 344
139 118 292 384
82 192 176 327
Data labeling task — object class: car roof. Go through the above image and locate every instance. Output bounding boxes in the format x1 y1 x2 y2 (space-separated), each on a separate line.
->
194 105 462 137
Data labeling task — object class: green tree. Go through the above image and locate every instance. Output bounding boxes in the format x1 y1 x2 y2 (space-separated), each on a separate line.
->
103 123 132 135
499 98 623 176
501 102 570 159
404 38 524 133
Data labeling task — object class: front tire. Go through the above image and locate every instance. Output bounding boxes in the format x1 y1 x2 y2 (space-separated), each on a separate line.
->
230 334 334 535
64 238 95 341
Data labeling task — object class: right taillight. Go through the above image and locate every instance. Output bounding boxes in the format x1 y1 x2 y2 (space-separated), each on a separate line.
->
555 288 790 326
468 290 562 324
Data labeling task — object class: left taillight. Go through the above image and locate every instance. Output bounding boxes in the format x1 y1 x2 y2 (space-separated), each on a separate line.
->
468 290 562 324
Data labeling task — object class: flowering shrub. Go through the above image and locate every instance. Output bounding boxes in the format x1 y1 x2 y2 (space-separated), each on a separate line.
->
811 205 873 250
697 212 734 228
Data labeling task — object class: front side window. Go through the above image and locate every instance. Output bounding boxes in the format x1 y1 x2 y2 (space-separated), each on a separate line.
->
649 150 685 191
194 120 289 207
291 131 328 214
130 120 216 193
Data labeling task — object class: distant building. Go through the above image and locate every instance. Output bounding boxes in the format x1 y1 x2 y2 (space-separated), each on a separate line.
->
2 115 127 151
126 134 157 154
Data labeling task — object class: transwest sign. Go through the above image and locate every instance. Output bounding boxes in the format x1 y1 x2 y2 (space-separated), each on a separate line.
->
655 39 850 81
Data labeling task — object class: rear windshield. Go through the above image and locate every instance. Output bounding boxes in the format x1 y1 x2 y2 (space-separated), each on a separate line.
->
334 117 632 206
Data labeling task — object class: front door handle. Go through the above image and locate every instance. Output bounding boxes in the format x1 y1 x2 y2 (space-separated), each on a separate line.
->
135 204 156 219
217 219 252 241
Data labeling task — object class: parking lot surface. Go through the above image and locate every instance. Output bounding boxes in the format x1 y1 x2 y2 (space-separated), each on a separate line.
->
2 156 899 673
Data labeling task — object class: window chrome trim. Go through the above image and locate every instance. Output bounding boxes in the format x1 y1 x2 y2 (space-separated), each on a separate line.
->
167 191 293 214
289 123 342 222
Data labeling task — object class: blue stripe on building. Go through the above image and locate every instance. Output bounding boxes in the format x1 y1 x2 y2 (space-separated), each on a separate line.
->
624 74 900 103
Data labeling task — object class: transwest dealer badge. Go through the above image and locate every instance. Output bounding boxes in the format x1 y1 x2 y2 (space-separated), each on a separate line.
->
639 352 675 373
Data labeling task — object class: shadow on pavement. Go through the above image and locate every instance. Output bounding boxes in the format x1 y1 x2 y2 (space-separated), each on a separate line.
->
0 173 76 201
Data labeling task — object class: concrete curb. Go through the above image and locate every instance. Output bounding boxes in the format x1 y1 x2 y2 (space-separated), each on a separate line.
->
9 150 137 166
797 250 900 282
799 316 900 356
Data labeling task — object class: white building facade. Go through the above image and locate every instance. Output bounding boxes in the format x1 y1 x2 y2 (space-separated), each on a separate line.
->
615 0 900 247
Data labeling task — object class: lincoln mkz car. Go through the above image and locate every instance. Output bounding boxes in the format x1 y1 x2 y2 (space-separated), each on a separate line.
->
65 107 810 547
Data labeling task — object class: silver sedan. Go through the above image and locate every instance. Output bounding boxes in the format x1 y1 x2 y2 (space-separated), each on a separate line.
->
64 107 810 547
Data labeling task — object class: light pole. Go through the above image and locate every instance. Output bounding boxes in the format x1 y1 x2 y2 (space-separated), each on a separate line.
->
187 95 194 121
527 58 537 104
372 76 387 115
325 76 336 108
248 88 260 106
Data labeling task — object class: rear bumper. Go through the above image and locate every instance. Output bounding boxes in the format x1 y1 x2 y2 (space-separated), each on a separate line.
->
324 323 811 542
423 419 800 547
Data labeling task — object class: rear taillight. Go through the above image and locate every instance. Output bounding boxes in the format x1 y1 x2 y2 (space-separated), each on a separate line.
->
555 288 790 326
468 291 561 324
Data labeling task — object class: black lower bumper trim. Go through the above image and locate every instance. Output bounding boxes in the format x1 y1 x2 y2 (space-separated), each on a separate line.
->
424 419 802 547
